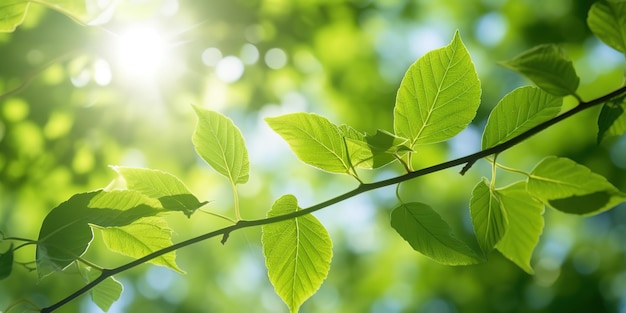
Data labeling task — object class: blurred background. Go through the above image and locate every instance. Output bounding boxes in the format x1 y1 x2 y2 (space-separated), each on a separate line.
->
1 0 626 312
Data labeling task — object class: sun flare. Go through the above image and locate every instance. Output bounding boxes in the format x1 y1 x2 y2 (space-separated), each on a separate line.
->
114 27 167 78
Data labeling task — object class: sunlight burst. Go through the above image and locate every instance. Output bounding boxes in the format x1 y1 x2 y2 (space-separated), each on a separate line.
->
115 27 167 78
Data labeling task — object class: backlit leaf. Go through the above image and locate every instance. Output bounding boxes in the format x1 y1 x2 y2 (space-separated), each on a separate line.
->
0 244 13 280
499 44 579 96
97 217 184 273
597 95 626 142
192 106 250 185
470 179 508 254
113 167 206 217
394 30 481 146
527 156 625 215
36 190 161 278
0 1 29 32
495 182 544 274
266 112 350 174
588 0 626 53
390 202 483 265
262 195 333 313
344 129 410 169
84 268 123 312
482 86 562 149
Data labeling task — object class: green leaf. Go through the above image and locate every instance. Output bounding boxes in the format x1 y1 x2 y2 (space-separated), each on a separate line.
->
266 112 350 174
344 129 411 169
113 167 206 217
262 195 333 313
0 1 29 32
527 156 625 215
192 106 250 184
495 182 544 274
84 268 123 312
97 217 184 273
588 0 626 54
499 44 580 96
36 190 161 278
394 30 481 147
597 95 626 143
482 86 562 149
469 179 508 254
0 244 13 280
390 202 483 265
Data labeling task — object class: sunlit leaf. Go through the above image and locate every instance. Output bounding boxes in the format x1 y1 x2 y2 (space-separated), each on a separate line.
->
527 156 626 215
84 267 123 312
262 195 333 313
588 0 626 54
344 129 410 169
394 30 481 146
470 179 507 254
113 167 206 217
192 106 250 185
390 202 483 265
499 44 579 96
36 190 161 278
482 86 562 149
266 112 350 174
0 1 29 32
97 217 184 273
597 95 626 142
0 244 13 280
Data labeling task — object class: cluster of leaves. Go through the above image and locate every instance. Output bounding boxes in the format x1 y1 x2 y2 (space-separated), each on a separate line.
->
1 1 626 313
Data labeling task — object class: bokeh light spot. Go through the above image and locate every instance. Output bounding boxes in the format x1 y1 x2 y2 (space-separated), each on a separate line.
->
202 47 222 66
215 56 244 83
264 48 287 69
240 43 259 64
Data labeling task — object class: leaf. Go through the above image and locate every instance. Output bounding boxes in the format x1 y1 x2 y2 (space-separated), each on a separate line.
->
97 217 184 273
192 106 250 185
0 244 13 280
527 156 625 215
344 129 411 169
597 96 626 142
588 0 626 54
36 190 161 278
113 167 206 217
499 44 580 96
266 112 350 174
0 1 29 32
0 0 116 32
262 195 333 313
469 179 508 254
393 30 481 146
482 86 562 149
495 182 544 274
84 268 123 312
390 202 483 265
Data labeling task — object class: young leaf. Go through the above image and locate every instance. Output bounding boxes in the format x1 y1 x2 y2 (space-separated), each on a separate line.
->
482 86 562 149
597 95 626 143
527 156 626 215
390 202 483 265
469 179 508 254
36 190 162 278
192 106 250 185
393 30 481 147
97 217 184 273
113 167 206 217
495 182 544 274
499 44 579 96
262 195 333 313
344 129 411 169
84 268 123 312
0 244 13 280
588 0 626 54
0 1 29 32
266 112 350 174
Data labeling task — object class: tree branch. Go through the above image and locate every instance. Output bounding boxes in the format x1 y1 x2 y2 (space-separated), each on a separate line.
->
40 86 626 313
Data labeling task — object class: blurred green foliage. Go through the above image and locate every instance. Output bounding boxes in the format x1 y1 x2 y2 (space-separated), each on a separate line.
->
1 0 626 312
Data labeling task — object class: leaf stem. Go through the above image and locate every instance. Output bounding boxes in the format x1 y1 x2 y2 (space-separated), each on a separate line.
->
197 210 237 224
232 182 241 221
39 85 626 313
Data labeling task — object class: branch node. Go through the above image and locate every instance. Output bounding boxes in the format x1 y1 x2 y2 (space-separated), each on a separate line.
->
460 159 477 175
220 232 230 245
